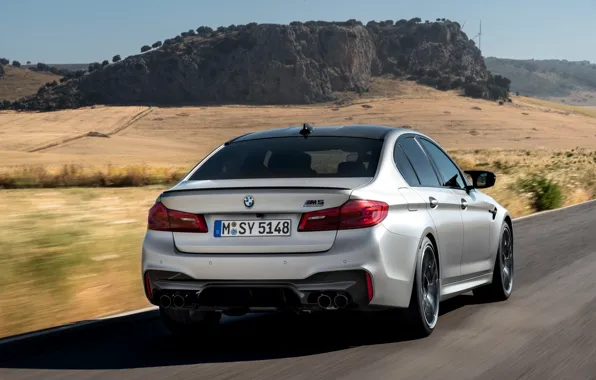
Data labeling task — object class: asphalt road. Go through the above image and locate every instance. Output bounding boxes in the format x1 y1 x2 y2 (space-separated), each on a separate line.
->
1 201 595 380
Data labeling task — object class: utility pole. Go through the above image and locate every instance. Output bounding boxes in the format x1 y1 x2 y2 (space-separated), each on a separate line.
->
479 20 482 52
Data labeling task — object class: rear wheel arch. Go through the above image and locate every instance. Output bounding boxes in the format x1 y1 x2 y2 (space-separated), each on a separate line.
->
425 233 440 279
504 215 513 237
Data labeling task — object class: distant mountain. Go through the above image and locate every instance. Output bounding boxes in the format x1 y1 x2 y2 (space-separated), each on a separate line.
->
485 57 596 100
3 19 499 111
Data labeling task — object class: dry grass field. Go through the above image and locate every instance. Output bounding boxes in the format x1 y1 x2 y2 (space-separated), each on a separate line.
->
0 66 61 101
1 79 595 338
1 79 596 171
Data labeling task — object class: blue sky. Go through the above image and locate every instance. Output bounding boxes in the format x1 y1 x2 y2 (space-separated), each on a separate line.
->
0 0 594 64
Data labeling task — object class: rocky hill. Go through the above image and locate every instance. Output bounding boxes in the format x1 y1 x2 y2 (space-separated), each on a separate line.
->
4 19 496 111
486 57 596 100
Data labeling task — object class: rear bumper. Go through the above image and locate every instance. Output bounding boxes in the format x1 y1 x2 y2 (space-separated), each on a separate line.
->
142 226 420 310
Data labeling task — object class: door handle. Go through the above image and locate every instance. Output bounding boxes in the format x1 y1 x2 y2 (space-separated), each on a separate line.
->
429 197 439 208
460 199 468 210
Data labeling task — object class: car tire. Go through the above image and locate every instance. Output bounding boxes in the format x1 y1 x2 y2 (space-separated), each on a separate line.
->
402 236 440 338
473 222 514 302
160 307 221 337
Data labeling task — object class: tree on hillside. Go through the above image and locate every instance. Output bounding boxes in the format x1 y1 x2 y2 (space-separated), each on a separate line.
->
0 58 9 65
12 60 21 68
88 62 101 72
487 74 511 100
0 64 4 77
464 83 484 98
102 60 109 67
196 26 213 34
26 61 31 64
141 45 151 53
112 55 121 63
217 26 226 33
188 29 196 35
409 17 422 23
152 41 162 49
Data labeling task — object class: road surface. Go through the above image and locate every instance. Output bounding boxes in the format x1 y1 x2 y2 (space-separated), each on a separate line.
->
1 201 595 380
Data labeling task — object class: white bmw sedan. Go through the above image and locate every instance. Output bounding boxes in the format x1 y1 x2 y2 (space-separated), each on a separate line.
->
142 124 514 338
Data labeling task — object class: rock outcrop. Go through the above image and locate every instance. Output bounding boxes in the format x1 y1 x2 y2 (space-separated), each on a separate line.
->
6 19 490 111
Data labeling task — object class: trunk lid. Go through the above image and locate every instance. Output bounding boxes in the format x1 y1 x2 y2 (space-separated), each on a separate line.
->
161 178 371 254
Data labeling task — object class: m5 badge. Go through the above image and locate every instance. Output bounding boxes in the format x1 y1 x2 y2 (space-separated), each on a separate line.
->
303 199 324 207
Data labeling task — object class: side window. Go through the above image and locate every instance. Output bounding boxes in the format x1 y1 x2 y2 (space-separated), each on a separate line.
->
393 143 420 185
399 137 440 187
419 139 465 189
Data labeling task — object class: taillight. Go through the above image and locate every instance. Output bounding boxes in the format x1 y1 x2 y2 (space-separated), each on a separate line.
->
147 202 208 233
298 199 388 232
297 207 341 231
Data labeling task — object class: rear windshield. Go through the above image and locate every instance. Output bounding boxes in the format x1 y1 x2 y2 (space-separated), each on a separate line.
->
189 136 383 180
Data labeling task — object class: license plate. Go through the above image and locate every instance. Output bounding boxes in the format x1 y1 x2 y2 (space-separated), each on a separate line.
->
213 220 292 237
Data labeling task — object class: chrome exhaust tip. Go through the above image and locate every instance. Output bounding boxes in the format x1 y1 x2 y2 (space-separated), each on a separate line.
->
334 294 349 309
173 295 185 308
317 294 333 309
159 294 172 308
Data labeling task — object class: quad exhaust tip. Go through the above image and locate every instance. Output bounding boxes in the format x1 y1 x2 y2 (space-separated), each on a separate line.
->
334 294 348 309
317 293 350 310
173 295 185 308
159 294 172 308
317 294 332 309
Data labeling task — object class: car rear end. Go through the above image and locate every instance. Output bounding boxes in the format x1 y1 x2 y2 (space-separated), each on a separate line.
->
142 130 411 314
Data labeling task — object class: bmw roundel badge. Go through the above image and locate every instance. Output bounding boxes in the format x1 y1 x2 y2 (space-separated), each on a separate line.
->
243 195 254 208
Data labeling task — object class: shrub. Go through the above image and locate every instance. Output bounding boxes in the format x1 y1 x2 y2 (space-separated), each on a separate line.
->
152 41 162 49
12 60 21 68
0 58 8 65
140 45 151 53
0 64 4 77
464 82 484 98
517 174 563 211
88 62 101 72
197 26 213 34
487 73 511 100
112 55 121 63
101 60 109 67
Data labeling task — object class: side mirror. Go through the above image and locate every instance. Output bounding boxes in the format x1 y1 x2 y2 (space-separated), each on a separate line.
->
464 170 496 189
